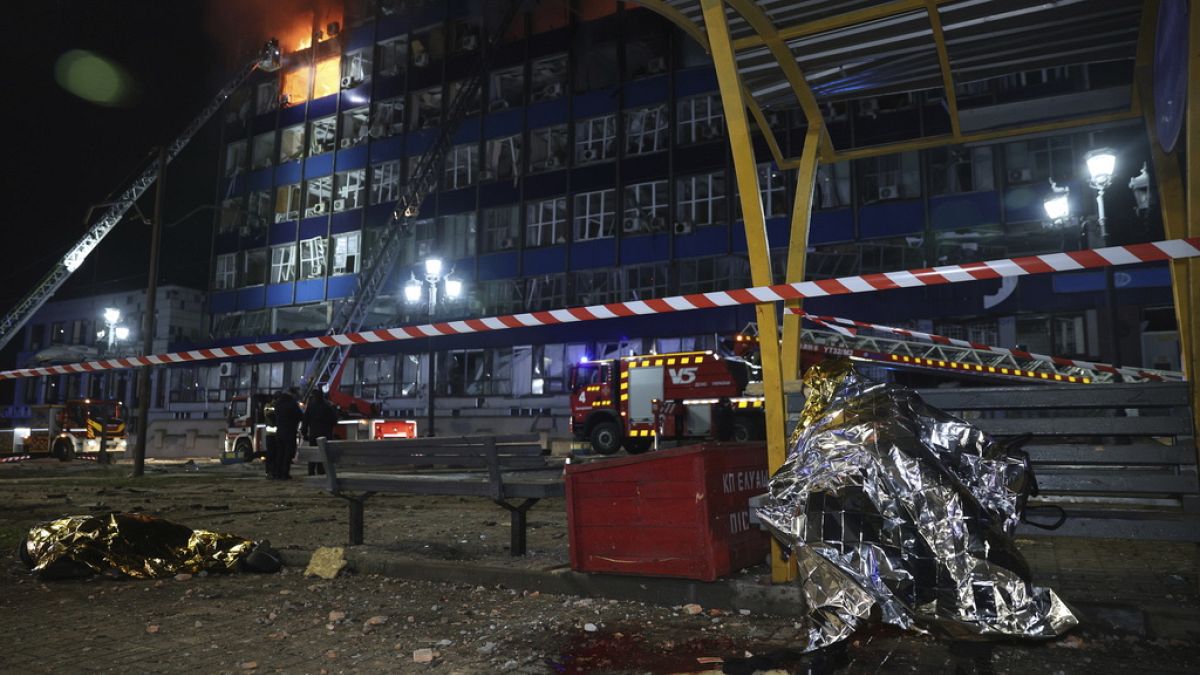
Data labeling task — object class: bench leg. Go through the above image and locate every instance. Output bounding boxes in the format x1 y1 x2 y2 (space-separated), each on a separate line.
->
495 498 539 556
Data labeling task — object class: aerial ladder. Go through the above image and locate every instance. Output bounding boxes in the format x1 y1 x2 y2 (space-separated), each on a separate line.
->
298 1 523 402
0 40 282 352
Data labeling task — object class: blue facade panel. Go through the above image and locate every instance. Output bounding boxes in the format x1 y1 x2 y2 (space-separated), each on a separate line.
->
858 200 923 239
620 235 669 264
304 153 335 178
378 14 409 39
276 160 302 184
335 144 369 170
675 68 718 98
345 25 374 51
341 85 371 109
365 203 394 227
237 286 266 311
440 188 477 213
299 217 328 239
247 168 274 191
766 216 790 249
214 232 240 255
1053 265 1170 293
279 105 305 126
623 76 669 107
266 283 295 307
524 247 565 275
808 210 854 245
453 119 482 144
330 211 361 234
369 136 404 162
931 192 1001 231
308 95 337 118
478 252 519 281
406 129 437 155
1003 185 1049 224
674 226 727 258
570 240 617 269
221 175 244 197
295 279 325 303
574 90 618 118
484 109 523 138
479 181 520 207
524 171 568 200
210 291 237 314
269 221 298 245
327 274 358 299
571 162 617 191
527 99 568 128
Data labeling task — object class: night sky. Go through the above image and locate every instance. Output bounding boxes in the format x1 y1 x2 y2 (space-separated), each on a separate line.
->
6 1 230 317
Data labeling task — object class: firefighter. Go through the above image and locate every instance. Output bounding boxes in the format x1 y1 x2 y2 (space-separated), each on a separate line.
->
301 389 337 476
262 396 278 479
270 390 302 480
713 397 734 442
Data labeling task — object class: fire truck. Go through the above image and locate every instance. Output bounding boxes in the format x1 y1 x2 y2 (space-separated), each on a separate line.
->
222 393 417 463
18 400 127 461
569 350 765 455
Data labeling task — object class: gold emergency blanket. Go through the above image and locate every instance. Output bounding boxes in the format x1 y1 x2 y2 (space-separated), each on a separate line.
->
22 512 257 580
756 360 1077 650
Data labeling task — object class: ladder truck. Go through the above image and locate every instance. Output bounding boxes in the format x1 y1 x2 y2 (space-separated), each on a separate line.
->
296 1 523 404
0 40 282 352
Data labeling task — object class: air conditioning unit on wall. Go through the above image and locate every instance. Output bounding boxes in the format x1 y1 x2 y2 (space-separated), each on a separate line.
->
218 362 235 377
877 185 899 201
674 221 693 235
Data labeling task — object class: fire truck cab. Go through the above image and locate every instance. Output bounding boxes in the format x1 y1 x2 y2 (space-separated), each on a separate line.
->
569 350 765 455
21 400 127 461
223 393 274 462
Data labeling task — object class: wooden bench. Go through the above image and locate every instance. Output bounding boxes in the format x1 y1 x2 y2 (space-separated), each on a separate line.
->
784 382 1199 541
303 434 564 555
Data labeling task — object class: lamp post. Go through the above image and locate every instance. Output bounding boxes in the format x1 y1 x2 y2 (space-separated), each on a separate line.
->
404 258 464 436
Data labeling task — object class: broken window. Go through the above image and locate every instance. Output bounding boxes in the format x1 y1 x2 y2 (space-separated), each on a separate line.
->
308 115 337 155
573 41 617 93
333 169 367 212
369 160 401 205
929 146 995 194
447 79 481 117
451 17 481 54
376 35 407 78
243 249 267 286
573 189 615 241
341 48 371 89
299 237 326 279
526 196 567 247
411 24 445 68
677 95 724 145
247 190 272 232
676 171 726 228
250 132 275 170
218 198 243 234
816 161 852 209
529 125 567 172
224 140 247 177
370 96 405 138
331 231 361 275
482 205 520 252
444 143 478 189
275 183 301 222
574 269 620 305
625 105 669 155
622 262 669 300
281 66 310 107
279 124 305 163
489 66 523 111
678 256 751 294
403 218 437 264
339 106 370 148
410 86 443 130
483 135 521 181
623 180 668 235
857 151 920 203
270 244 296 283
575 115 616 164
735 163 788 219
304 176 333 217
214 253 237 290
530 54 567 101
255 79 280 115
438 212 476 259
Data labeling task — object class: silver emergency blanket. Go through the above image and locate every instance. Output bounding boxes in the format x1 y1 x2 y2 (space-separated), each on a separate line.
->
755 360 1077 650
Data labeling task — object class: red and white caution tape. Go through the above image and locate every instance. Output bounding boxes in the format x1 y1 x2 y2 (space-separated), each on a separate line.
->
2 237 1198 381
1 455 31 463
793 312 1183 382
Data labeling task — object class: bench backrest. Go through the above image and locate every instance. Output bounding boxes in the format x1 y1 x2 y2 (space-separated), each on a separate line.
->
315 434 547 497
788 382 1198 510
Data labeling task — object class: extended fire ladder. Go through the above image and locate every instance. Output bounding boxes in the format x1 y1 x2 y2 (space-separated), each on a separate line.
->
298 1 523 401
0 41 282 352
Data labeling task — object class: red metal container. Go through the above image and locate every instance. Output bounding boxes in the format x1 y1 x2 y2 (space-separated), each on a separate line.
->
565 442 770 582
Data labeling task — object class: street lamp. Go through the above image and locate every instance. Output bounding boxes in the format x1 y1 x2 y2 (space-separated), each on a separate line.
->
404 258 465 436
100 307 129 353
1084 147 1116 243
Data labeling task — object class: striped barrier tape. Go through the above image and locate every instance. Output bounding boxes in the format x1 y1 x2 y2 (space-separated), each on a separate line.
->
793 311 1184 382
1 236 1198 381
1 455 31 463
797 342 1097 383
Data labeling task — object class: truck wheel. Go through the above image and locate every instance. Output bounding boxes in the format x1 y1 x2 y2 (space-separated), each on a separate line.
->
624 438 653 455
51 438 75 462
589 422 622 456
731 418 756 443
236 439 254 463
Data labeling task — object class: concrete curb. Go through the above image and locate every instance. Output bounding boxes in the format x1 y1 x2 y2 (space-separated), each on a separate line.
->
278 547 807 617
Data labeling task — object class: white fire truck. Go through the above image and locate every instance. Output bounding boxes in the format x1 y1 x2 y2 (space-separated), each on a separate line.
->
569 350 765 455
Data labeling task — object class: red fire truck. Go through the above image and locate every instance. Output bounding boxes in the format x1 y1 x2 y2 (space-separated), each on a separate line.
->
18 400 127 460
569 350 765 455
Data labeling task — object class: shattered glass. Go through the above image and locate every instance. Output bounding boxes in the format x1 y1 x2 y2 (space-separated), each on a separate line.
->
755 360 1077 650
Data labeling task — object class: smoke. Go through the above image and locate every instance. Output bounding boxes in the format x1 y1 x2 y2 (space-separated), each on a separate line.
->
204 0 345 66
